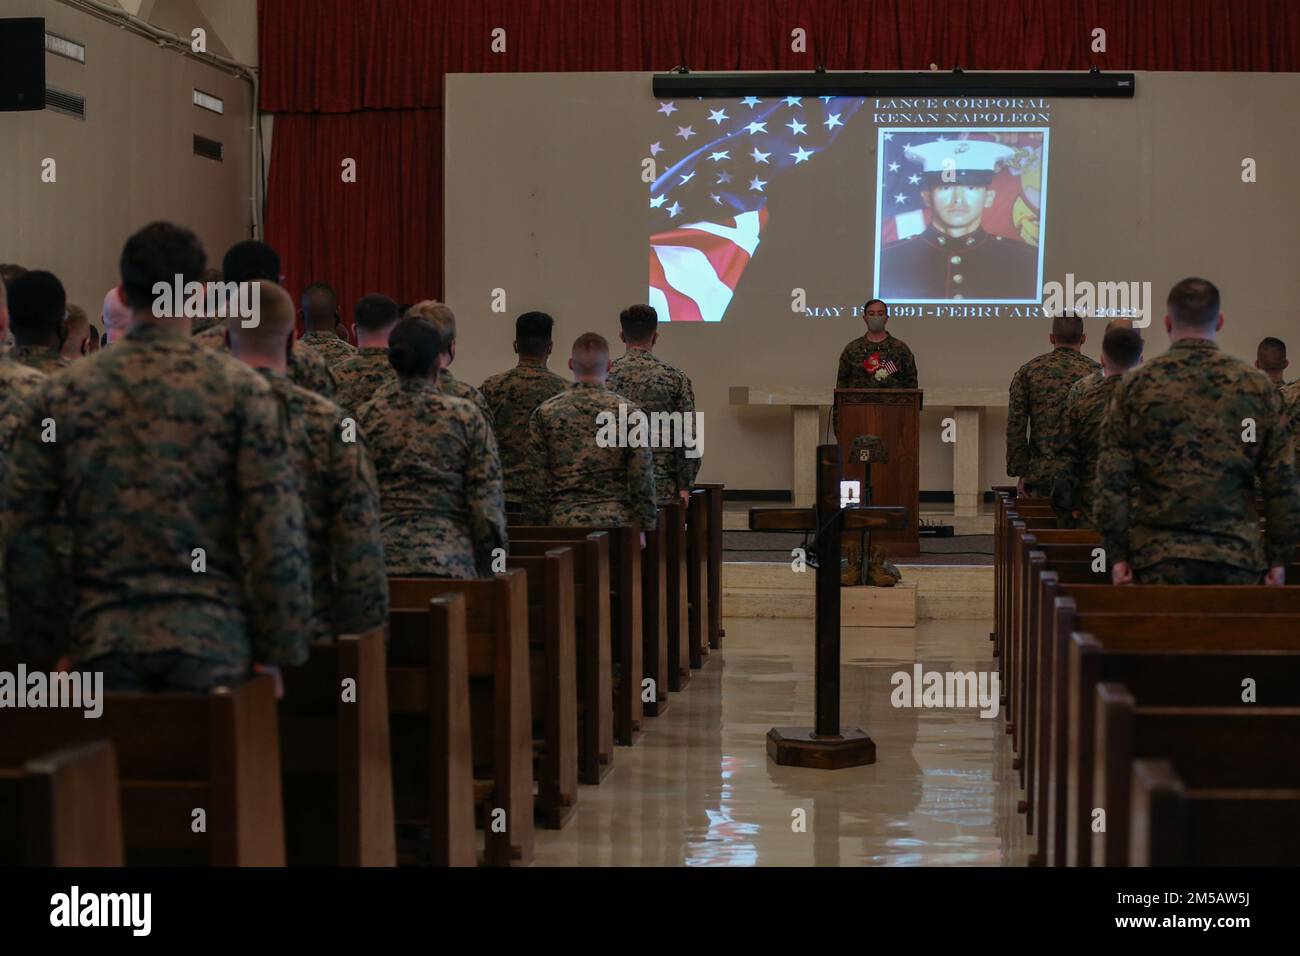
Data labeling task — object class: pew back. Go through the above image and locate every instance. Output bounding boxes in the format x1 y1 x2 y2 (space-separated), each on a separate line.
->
0 740 124 866
387 595 477 867
389 573 533 866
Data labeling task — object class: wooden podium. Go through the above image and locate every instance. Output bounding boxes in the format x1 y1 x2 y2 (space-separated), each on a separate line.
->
833 388 922 557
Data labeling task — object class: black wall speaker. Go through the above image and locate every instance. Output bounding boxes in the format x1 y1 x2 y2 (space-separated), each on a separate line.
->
0 17 46 112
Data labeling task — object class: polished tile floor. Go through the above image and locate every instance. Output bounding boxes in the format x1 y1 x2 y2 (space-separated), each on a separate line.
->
534 616 1029 866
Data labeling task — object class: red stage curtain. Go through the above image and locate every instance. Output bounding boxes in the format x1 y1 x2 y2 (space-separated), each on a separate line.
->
264 110 443 315
259 0 1300 309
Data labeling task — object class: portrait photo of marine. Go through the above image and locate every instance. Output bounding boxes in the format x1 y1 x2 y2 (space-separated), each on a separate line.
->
874 131 1047 303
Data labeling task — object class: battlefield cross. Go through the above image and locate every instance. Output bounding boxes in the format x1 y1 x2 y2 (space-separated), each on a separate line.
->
749 443 908 769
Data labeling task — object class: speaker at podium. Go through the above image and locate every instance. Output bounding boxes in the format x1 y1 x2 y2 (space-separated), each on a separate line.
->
833 388 921 557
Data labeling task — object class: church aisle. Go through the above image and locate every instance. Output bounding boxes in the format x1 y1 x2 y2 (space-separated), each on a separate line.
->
533 617 1028 866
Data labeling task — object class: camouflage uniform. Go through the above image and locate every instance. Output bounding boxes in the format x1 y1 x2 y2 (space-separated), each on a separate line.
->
1095 338 1300 584
607 348 701 501
1050 370 1121 528
1006 346 1100 494
333 347 397 416
521 382 657 528
9 346 71 376
439 369 494 429
191 315 223 336
4 322 313 687
1280 380 1300 469
356 377 506 578
298 330 357 370
480 359 568 506
196 320 336 398
835 333 919 390
257 368 388 644
0 355 49 641
834 332 919 430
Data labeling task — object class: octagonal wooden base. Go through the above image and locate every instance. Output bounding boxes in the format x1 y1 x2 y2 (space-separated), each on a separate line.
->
766 727 877 769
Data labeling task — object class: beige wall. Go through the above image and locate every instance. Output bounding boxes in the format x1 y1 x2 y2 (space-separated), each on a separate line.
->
2 0 256 323
445 71 1298 495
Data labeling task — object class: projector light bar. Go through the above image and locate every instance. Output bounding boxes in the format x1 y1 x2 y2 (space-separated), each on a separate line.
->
652 71 1135 99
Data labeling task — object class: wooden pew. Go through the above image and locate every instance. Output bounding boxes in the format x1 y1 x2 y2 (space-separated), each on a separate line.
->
993 493 1057 659
279 628 396 866
387 595 477 867
1016 529 1296 833
0 674 285 865
388 574 533 866
642 506 670 716
505 547 580 827
1130 759 1300 866
509 523 644 746
1009 525 1096 746
1043 580 1300 865
664 500 691 693
0 740 124 866
1093 684 1300 866
694 482 726 649
991 491 1012 653
1015 537 1104 838
1016 537 1300 861
685 490 710 669
508 534 613 783
1067 638 1300 866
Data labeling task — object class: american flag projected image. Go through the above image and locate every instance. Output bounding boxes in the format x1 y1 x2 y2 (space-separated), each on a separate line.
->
647 95 866 323
873 128 1048 304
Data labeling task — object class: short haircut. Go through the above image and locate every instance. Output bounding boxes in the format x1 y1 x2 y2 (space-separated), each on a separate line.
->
1102 327 1143 370
302 282 337 305
0 264 29 288
1257 336 1287 371
571 332 610 376
387 315 443 378
408 301 456 353
120 221 207 310
1167 277 1220 329
354 293 399 332
229 282 295 347
222 240 280 284
65 303 90 340
515 311 554 357
619 304 658 343
864 298 888 313
1050 312 1085 344
8 270 67 341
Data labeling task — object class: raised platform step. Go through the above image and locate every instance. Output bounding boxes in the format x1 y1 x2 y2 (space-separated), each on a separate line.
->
723 505 994 536
723 562 991 622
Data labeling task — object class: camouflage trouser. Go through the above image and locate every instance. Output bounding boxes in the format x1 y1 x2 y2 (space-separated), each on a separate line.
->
80 651 248 693
1136 559 1262 586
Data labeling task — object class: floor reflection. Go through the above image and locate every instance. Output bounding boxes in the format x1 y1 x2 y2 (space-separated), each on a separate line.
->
532 617 1028 866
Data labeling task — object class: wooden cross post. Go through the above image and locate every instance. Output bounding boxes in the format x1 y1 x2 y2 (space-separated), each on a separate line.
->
750 443 907 769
